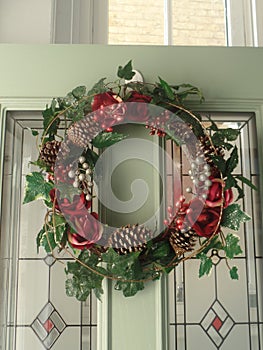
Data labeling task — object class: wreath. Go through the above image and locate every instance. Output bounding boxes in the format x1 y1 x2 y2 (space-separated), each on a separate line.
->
24 61 254 300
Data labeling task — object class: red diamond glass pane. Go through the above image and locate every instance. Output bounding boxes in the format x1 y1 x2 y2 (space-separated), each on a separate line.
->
212 316 223 331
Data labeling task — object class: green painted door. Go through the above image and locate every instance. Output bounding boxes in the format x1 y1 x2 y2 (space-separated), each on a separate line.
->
0 45 263 350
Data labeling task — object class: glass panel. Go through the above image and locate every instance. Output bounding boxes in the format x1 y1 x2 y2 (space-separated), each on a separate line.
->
108 0 164 45
168 113 263 349
0 112 97 350
108 0 226 46
172 0 226 46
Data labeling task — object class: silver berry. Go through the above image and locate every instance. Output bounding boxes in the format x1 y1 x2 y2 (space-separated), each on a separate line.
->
79 156 85 164
73 181 79 188
86 194 92 201
186 187 192 193
199 174 206 182
78 173 85 181
82 162 89 169
68 170 75 178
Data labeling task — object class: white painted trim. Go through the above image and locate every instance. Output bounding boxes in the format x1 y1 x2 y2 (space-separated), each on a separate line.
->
93 0 108 44
97 280 109 350
164 0 173 45
50 0 108 44
254 0 263 46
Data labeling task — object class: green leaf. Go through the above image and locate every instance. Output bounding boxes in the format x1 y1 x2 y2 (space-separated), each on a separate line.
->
28 128 39 136
72 86 86 99
221 203 250 231
101 247 120 264
197 252 213 277
236 183 245 201
87 78 107 96
114 280 144 297
223 233 243 258
171 83 204 102
200 236 223 255
222 128 240 141
92 132 126 148
52 214 67 243
23 172 53 204
36 226 57 253
85 148 99 167
225 146 238 174
56 182 81 202
230 266 239 280
158 77 175 100
65 276 91 301
225 175 236 190
117 60 135 80
235 175 257 191
210 155 226 174
65 250 104 301
152 241 172 259
42 107 60 139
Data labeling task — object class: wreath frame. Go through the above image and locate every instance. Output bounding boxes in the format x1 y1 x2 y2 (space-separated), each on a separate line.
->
23 61 254 300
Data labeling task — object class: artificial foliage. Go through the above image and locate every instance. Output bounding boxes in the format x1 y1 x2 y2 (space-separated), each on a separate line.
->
23 61 255 300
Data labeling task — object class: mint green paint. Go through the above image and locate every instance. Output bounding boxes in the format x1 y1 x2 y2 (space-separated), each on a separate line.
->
1 45 263 350
0 45 263 100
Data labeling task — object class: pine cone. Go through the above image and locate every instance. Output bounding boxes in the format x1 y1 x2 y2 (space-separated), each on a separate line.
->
108 224 153 255
40 140 61 167
67 115 100 148
199 135 224 164
169 228 197 256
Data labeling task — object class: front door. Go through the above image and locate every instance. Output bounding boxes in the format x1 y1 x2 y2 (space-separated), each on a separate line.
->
0 45 263 350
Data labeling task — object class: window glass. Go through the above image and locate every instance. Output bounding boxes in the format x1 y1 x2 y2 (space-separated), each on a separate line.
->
108 0 226 45
172 0 226 45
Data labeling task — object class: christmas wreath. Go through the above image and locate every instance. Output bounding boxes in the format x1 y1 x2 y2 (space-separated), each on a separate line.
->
23 61 254 300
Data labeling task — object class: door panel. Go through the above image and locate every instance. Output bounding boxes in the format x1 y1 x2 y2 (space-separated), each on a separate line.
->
168 113 263 350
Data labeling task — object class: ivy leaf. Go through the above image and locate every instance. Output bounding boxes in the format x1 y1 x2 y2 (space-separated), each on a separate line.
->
197 252 213 277
87 78 107 96
225 175 236 190
223 233 243 258
152 241 171 259
225 146 238 174
72 86 86 99
65 276 91 301
42 106 60 139
236 183 245 201
84 148 99 168
65 250 104 301
117 60 135 80
222 128 240 141
200 236 223 255
101 247 120 264
230 266 239 280
92 132 126 148
23 172 53 204
158 77 175 100
210 155 226 174
221 203 250 231
56 182 81 202
235 175 257 191
52 214 67 243
27 128 39 136
36 226 57 253
171 83 204 102
114 280 144 297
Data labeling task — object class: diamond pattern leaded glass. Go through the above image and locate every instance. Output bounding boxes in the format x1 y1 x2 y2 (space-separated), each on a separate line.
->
168 113 263 350
0 111 97 350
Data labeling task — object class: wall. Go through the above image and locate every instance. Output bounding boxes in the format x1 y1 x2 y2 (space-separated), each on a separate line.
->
0 0 53 43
